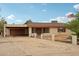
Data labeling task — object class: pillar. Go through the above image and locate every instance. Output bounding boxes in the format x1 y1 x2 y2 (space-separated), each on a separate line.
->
41 28 43 39
33 33 36 38
41 34 43 39
25 28 28 36
29 27 32 37
52 34 55 41
72 35 77 45
3 24 6 37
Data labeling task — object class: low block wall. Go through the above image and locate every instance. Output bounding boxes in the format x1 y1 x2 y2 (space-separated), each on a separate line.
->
55 33 71 41
41 33 55 41
30 33 37 38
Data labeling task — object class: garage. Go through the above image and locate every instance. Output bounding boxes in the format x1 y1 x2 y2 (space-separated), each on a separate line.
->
9 27 29 36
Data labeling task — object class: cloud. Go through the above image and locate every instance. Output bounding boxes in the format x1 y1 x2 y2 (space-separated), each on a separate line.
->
34 20 50 23
73 4 79 11
42 9 47 12
65 12 76 21
6 19 23 24
57 17 68 23
65 12 73 17
6 14 16 20
5 14 24 24
50 16 68 23
5 14 16 24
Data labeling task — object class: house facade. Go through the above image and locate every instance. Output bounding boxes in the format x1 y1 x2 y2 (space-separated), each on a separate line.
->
4 21 72 40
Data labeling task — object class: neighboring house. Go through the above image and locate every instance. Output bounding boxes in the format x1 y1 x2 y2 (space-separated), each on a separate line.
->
3 21 72 40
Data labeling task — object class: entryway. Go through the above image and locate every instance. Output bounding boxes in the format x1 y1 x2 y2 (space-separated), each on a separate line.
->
35 28 42 38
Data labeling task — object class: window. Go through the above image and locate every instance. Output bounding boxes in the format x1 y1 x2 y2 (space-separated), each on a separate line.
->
43 28 49 33
32 28 35 33
58 28 66 32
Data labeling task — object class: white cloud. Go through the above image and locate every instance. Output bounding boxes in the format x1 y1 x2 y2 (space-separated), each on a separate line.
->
65 12 76 21
65 12 73 17
42 9 47 12
74 4 79 11
5 14 16 24
34 20 50 23
37 17 67 23
50 16 68 23
6 14 16 20
5 14 24 24
57 17 67 23
50 18 56 21
6 19 23 24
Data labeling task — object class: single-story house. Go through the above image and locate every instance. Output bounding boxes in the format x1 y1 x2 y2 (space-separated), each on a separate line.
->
3 21 72 40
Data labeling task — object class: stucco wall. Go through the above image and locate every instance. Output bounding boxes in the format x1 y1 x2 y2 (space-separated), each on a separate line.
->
49 28 58 34
49 28 72 41
57 29 72 35
5 28 10 36
49 28 71 35
4 26 72 38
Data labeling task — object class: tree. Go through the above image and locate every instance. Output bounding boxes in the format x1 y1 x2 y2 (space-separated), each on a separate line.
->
24 19 32 24
65 12 79 37
75 12 79 17
75 12 79 19
0 17 7 35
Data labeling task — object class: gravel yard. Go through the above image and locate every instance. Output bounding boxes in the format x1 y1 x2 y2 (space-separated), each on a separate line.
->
0 37 79 56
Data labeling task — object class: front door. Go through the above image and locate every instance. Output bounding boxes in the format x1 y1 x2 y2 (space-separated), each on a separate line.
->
36 28 42 38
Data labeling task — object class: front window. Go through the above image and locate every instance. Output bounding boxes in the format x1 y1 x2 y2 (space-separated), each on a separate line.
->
58 28 66 32
32 28 35 33
43 28 49 33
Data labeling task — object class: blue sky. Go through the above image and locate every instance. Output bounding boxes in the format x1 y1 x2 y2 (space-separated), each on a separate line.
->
0 3 78 24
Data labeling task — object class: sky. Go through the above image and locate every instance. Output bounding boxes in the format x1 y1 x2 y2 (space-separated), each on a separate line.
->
0 3 78 24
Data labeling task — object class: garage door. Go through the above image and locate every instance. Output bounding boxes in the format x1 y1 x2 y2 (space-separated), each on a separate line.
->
10 28 28 36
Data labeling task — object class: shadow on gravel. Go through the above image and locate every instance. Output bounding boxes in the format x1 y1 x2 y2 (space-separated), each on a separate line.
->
55 40 72 44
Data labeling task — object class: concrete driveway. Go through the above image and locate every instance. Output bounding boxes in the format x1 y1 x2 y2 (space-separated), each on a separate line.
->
0 37 79 56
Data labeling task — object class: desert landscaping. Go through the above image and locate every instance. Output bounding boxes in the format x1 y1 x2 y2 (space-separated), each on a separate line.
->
0 37 79 56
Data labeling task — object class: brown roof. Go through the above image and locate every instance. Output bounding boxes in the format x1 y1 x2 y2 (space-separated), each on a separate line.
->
27 22 65 28
5 24 28 27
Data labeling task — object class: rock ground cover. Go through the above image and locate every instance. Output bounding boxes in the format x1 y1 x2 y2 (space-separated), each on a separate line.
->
0 37 79 56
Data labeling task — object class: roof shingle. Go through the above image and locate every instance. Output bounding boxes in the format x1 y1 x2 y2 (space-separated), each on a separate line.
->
27 22 65 28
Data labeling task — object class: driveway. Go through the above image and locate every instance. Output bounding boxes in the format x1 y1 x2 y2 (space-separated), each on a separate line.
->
0 37 79 56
